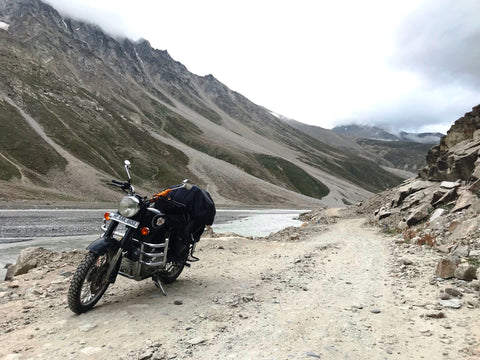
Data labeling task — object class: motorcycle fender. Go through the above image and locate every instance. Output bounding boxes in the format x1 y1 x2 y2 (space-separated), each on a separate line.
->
87 236 120 255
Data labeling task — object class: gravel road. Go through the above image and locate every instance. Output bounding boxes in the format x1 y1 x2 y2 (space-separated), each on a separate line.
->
1 217 478 359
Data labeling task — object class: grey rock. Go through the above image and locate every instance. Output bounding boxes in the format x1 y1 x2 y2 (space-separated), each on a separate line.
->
444 288 463 298
470 249 480 257
450 244 470 257
429 208 445 222
440 181 460 189
450 218 479 241
152 350 167 360
187 337 205 345
79 323 97 332
439 292 451 300
139 350 153 360
4 264 15 281
377 207 392 220
468 280 480 291
406 205 430 226
454 264 478 281
438 298 462 309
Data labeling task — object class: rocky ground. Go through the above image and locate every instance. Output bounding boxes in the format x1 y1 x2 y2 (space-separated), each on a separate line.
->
1 209 479 360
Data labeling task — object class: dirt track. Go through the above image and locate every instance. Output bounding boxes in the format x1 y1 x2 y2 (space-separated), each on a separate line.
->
1 218 479 359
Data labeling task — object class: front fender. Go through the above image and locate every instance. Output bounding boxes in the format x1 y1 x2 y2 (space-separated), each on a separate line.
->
87 236 120 255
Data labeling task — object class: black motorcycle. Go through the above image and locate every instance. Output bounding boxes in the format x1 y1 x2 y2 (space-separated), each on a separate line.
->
67 160 214 314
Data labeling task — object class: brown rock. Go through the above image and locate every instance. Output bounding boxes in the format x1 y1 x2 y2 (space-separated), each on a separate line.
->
435 256 460 279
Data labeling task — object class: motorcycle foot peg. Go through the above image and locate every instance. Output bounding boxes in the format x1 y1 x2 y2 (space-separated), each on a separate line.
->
153 278 167 296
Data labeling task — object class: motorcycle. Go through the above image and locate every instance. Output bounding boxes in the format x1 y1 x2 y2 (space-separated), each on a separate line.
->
67 160 213 314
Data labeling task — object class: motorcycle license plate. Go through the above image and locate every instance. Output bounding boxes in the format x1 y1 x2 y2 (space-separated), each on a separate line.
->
110 213 140 228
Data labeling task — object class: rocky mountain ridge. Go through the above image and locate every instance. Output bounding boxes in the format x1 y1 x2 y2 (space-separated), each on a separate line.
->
332 124 443 144
285 119 433 175
0 0 406 207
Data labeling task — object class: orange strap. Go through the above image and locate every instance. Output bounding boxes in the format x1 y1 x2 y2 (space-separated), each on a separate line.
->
152 188 173 201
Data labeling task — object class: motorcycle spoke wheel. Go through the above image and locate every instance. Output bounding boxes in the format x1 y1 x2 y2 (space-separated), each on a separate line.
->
68 252 111 314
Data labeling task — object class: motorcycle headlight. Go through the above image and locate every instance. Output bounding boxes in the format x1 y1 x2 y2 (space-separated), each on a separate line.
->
118 196 140 218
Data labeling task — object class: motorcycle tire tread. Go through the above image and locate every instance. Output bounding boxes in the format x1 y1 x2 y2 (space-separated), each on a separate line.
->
67 252 110 314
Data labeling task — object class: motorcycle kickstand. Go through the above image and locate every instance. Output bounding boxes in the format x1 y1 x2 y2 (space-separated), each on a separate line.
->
153 276 167 296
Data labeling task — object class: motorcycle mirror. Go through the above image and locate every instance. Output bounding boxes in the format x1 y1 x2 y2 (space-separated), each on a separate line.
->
124 160 132 182
182 179 193 190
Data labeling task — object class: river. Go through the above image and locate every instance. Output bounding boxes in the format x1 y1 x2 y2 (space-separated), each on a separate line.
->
0 208 307 281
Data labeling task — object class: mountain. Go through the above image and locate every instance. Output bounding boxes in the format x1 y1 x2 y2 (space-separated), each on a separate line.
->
332 124 399 141
285 120 433 176
332 124 443 144
0 0 405 207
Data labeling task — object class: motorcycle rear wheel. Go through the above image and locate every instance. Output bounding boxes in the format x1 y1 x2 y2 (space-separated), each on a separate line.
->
68 251 111 314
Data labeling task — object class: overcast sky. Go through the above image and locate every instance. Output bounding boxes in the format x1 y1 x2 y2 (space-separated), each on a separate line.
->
44 0 480 134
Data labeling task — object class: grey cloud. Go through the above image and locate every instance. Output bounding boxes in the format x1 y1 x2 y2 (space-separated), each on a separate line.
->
333 84 478 133
44 0 140 39
391 0 480 89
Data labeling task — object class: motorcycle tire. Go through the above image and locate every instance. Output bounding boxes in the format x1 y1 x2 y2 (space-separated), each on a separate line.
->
68 251 112 314
157 257 186 284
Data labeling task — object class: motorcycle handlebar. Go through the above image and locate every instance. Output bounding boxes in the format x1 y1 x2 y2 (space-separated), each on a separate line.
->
107 179 132 192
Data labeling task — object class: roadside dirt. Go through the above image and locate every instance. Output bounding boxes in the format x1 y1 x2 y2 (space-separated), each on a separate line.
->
1 218 479 359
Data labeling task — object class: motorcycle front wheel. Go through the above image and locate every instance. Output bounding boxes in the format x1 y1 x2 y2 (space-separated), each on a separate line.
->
68 251 112 314
157 258 186 284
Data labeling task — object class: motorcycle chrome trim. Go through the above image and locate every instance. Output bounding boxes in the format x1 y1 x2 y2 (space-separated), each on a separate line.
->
117 237 171 281
146 207 162 215
101 222 124 239
132 237 170 267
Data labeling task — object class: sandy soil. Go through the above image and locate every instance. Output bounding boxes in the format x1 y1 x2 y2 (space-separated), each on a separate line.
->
1 217 479 360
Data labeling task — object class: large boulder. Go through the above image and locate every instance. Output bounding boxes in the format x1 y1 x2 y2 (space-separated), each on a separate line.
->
406 204 430 226
8 247 57 277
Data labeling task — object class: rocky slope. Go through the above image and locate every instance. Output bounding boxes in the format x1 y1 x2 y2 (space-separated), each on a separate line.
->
351 105 480 293
0 0 406 208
